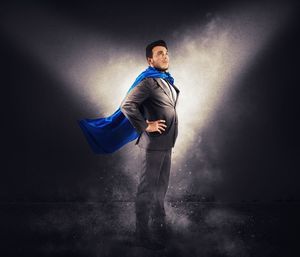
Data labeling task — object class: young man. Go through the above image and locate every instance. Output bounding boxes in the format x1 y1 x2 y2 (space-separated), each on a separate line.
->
120 40 180 249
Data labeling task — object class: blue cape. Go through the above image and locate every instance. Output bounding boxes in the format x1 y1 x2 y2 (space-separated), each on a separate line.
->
77 66 175 154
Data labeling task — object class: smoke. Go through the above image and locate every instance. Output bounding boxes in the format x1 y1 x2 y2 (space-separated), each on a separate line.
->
170 3 290 163
28 202 254 256
165 3 291 201
1 0 292 217
202 207 249 256
0 3 297 257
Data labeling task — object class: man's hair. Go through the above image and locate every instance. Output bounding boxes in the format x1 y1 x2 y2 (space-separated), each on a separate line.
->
146 40 168 59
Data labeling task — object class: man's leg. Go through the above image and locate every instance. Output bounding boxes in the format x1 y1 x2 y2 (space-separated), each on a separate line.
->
151 149 172 237
157 149 172 216
135 148 166 240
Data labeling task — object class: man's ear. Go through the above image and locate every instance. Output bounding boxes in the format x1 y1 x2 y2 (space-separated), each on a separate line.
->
147 57 152 65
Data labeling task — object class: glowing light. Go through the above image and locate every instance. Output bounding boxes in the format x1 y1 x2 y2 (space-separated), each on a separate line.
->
1 2 292 199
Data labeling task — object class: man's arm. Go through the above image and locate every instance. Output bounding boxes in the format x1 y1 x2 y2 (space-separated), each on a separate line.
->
120 79 151 134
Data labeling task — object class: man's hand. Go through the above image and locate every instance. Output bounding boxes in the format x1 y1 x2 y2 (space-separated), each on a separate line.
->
145 119 167 134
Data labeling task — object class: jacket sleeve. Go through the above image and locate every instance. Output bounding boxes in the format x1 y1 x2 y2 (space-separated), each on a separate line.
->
120 79 151 134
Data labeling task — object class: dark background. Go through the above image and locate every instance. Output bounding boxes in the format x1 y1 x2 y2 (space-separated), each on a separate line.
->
0 1 300 204
1 1 300 256
1 0 299 203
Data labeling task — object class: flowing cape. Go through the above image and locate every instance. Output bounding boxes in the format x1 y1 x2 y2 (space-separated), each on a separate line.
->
77 66 174 154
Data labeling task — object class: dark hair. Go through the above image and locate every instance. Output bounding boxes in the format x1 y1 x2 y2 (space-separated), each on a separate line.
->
145 40 168 59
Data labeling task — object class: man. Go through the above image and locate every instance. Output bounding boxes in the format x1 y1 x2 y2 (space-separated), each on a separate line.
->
120 40 180 249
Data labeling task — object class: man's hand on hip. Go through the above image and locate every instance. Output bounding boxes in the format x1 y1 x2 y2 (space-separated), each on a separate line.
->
145 119 167 134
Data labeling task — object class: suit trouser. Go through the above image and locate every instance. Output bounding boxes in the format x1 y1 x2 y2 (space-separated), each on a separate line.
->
135 147 172 236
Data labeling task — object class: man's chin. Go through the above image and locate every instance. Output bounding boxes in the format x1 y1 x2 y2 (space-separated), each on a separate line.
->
155 66 169 72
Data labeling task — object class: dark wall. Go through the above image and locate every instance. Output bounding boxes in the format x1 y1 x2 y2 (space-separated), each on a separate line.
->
1 0 299 202
205 16 300 201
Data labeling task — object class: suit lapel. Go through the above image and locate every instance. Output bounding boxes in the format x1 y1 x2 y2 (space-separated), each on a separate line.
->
172 83 180 107
155 78 176 106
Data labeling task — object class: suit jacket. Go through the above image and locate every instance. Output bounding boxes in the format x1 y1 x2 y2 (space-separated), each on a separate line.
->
120 77 180 150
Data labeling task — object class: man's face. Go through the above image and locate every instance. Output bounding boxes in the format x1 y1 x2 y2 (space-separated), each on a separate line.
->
147 46 169 72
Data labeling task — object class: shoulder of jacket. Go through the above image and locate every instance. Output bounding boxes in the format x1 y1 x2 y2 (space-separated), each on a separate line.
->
137 77 157 89
141 77 156 84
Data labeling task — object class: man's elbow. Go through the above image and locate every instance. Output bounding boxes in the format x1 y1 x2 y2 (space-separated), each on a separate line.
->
121 100 137 115
120 102 130 116
120 100 128 114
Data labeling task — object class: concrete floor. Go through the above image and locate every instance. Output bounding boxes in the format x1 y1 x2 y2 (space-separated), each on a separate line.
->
0 202 299 257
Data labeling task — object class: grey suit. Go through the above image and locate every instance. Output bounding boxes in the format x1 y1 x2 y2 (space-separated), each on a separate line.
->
120 77 180 150
120 76 180 239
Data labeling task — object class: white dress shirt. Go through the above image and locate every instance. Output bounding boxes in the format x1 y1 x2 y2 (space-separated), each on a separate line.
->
160 78 177 103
